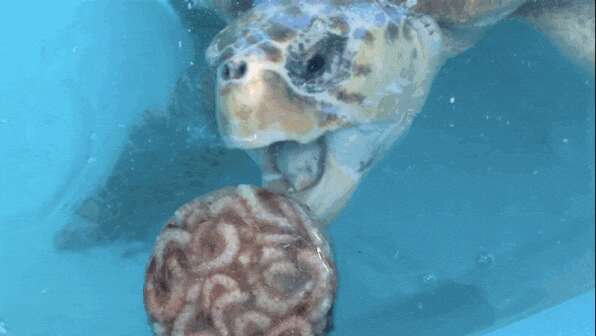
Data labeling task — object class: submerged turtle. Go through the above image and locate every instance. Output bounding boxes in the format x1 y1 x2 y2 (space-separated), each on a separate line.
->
54 0 594 250
197 0 595 222
48 1 593 334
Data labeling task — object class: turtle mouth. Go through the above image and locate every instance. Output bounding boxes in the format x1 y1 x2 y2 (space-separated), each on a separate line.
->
250 137 328 195
245 128 363 225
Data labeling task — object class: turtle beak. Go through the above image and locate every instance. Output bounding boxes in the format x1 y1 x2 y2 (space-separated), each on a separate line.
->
214 53 347 149
251 122 405 224
247 135 361 225
210 31 359 223
212 51 360 223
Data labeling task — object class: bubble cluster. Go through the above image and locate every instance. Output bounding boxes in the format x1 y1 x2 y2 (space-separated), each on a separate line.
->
144 185 336 336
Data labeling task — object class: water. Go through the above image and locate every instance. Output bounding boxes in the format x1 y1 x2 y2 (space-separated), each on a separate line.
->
0 1 594 336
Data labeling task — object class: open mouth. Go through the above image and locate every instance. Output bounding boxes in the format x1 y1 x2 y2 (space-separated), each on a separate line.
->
244 128 368 224
250 137 328 195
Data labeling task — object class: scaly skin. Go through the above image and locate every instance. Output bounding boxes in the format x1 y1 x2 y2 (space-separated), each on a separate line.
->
202 0 594 223
207 0 445 223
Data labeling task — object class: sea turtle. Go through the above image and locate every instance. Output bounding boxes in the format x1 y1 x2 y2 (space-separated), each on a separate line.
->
54 0 594 250
195 0 595 223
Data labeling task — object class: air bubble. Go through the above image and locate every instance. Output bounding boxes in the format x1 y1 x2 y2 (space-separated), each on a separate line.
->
421 273 438 286
476 252 495 268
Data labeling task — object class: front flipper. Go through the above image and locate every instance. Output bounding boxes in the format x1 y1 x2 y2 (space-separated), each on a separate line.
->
518 0 595 75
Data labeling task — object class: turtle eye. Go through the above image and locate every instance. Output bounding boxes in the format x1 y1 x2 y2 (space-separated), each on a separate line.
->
306 54 326 76
286 32 349 93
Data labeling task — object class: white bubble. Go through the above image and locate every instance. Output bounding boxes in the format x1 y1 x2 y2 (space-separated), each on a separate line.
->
476 252 495 268
449 97 455 104
421 273 437 286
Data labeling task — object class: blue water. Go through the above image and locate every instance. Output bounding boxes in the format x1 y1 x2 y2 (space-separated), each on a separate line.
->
0 1 594 336
485 290 595 336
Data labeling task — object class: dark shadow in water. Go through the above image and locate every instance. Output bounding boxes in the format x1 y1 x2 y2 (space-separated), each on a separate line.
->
343 281 497 336
53 5 260 251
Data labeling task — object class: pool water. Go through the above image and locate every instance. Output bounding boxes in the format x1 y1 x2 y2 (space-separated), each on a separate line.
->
0 1 594 335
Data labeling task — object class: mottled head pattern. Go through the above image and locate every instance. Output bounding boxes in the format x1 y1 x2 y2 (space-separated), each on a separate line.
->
144 185 336 336
206 0 443 149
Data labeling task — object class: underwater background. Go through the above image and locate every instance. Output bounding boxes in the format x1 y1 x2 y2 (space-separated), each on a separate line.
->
0 1 594 335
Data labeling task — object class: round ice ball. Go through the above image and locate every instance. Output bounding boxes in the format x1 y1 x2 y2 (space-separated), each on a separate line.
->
144 185 336 336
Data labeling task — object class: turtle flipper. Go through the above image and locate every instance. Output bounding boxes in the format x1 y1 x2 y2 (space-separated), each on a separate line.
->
518 0 595 75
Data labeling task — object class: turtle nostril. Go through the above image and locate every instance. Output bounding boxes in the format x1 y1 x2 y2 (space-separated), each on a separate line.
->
220 60 248 81
237 61 247 78
221 64 231 81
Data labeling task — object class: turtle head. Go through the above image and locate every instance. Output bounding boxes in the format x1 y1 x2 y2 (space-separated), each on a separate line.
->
207 0 443 222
